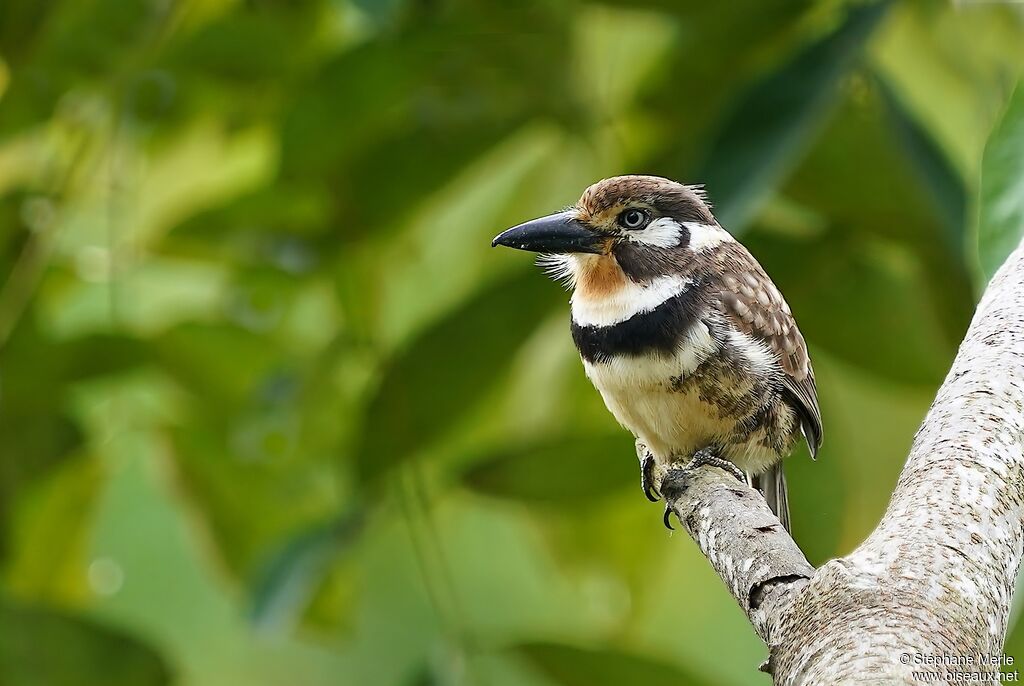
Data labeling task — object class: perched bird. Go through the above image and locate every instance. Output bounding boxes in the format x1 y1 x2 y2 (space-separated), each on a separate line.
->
491 175 821 531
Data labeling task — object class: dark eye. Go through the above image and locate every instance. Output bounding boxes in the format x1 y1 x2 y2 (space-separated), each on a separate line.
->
618 208 649 230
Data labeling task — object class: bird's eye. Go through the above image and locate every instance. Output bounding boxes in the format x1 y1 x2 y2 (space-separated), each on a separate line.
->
618 208 649 230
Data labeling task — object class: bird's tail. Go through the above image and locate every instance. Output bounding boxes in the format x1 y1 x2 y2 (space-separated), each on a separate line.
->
750 464 790 533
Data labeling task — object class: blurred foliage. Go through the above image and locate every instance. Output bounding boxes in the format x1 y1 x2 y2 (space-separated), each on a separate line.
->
979 81 1024 282
0 599 171 686
1 1 1023 685
516 642 713 686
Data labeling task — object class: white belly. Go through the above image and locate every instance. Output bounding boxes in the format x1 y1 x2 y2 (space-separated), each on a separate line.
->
581 321 782 473
581 321 714 456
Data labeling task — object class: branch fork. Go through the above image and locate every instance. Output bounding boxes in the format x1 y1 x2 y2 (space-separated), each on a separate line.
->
653 239 1024 684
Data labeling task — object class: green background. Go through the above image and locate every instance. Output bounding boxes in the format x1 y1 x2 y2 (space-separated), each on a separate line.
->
1 1 1023 684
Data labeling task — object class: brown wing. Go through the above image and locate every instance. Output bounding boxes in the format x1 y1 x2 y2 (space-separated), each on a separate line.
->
712 245 823 457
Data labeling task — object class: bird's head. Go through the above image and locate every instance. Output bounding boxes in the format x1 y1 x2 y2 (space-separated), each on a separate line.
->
491 175 726 289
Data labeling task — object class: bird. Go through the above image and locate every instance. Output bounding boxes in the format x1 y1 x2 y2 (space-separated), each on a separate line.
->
490 175 821 532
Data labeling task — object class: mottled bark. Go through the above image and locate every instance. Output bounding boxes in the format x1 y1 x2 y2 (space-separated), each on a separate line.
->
659 238 1024 684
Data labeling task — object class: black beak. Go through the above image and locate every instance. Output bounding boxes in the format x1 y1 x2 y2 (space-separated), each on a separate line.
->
491 213 603 254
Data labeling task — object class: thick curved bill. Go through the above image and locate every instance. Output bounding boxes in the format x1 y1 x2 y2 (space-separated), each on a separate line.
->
491 213 603 254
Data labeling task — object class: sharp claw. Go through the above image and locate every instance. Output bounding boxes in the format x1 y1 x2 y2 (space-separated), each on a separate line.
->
641 453 659 502
662 503 674 530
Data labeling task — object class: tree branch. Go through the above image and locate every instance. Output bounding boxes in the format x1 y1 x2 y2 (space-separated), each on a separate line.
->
654 459 813 642
658 237 1024 684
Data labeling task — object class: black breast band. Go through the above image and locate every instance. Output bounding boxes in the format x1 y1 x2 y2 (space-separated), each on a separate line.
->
571 288 704 363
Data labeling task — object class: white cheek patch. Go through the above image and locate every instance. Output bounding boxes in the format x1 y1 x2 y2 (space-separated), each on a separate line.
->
684 222 734 251
571 273 690 328
627 217 686 248
624 218 733 251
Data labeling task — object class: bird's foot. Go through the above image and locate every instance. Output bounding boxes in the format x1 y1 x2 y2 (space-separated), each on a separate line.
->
635 440 661 502
662 502 675 531
662 447 746 530
683 447 746 484
641 451 659 503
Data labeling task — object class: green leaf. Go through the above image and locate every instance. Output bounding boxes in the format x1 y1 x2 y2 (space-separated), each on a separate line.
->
0 0 165 137
0 328 150 568
461 435 637 506
698 1 889 230
0 600 172 686
167 418 338 578
402 663 442 686
161 187 331 267
517 642 713 686
747 228 957 386
165 9 317 84
154 322 281 412
351 0 407 26
875 73 967 260
784 438 844 565
979 81 1024 282
0 2 54 66
762 80 976 383
278 4 575 244
354 269 561 485
5 455 103 600
55 334 152 382
248 508 365 632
